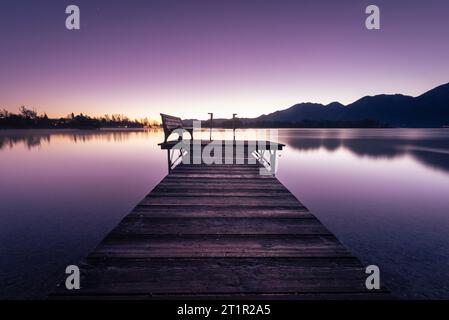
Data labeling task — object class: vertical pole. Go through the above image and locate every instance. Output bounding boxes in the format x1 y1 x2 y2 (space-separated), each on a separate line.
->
232 113 237 141
208 113 213 141
167 149 171 173
270 150 277 176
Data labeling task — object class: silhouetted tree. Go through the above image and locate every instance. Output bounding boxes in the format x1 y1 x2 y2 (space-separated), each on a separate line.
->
20 106 38 119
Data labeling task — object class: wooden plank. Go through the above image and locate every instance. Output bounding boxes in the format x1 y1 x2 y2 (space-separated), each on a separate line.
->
51 141 391 299
52 292 392 300
84 257 363 267
156 180 289 189
139 195 303 207
51 258 390 298
130 205 312 218
161 176 284 183
169 171 265 176
154 185 289 192
111 217 332 235
166 173 275 179
159 179 288 188
174 164 261 169
89 235 352 259
150 190 293 197
147 188 290 198
174 163 261 169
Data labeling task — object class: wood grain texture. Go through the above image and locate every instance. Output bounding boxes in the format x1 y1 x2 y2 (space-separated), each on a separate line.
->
50 160 391 299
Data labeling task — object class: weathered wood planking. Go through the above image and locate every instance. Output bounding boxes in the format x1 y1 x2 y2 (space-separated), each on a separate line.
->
51 160 390 299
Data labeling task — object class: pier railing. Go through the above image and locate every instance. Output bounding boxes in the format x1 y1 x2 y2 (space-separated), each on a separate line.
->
159 138 284 175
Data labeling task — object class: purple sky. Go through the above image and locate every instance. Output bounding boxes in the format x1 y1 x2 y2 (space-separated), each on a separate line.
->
1 0 449 120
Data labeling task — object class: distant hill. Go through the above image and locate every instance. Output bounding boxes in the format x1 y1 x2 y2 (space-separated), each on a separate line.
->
243 82 449 128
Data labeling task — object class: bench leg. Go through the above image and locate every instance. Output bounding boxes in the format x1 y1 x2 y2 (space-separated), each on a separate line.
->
167 150 171 172
187 129 194 140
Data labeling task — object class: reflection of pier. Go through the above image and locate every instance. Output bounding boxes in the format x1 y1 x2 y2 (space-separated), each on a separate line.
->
51 138 390 299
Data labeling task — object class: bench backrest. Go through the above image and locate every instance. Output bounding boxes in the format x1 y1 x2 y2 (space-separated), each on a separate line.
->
161 113 183 130
160 113 185 142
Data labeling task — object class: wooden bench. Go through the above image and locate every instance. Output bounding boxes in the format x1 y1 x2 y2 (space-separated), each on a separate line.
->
160 113 194 143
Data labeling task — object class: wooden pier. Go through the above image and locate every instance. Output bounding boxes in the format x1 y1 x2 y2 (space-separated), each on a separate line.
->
52 139 390 299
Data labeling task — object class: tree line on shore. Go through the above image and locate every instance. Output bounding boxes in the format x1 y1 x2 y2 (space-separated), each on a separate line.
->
0 106 160 129
1 106 389 130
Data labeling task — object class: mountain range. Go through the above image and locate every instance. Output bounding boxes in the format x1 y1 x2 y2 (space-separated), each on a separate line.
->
189 82 449 128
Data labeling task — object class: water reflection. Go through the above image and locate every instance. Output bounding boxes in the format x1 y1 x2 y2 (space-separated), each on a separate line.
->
0 128 167 299
2 129 449 174
280 129 449 173
0 129 161 150
1 128 449 299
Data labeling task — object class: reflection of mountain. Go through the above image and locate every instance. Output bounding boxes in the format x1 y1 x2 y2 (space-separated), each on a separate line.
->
2 128 449 174
281 129 449 173
250 82 449 127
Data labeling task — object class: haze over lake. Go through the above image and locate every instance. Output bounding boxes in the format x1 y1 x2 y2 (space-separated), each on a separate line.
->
1 128 449 299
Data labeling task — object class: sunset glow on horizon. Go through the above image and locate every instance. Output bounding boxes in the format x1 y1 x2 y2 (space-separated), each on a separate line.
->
1 0 449 120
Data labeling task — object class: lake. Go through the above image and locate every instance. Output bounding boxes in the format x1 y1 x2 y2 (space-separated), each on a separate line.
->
1 128 449 299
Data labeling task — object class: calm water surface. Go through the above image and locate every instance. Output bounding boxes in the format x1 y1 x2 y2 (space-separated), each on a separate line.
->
1 128 449 299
